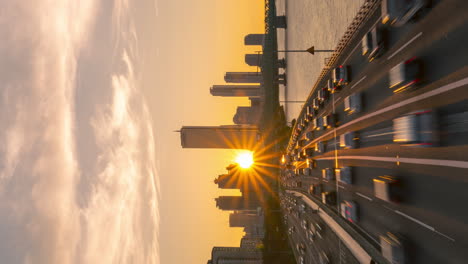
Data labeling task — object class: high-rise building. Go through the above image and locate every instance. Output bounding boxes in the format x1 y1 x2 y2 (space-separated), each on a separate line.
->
245 54 286 69
225 72 263 84
179 125 258 150
244 34 265 46
215 196 260 211
240 238 263 250
229 212 263 228
245 54 263 67
233 106 260 125
208 247 263 264
210 85 260 97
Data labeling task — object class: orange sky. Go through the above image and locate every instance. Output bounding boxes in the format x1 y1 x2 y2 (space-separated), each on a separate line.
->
137 0 265 263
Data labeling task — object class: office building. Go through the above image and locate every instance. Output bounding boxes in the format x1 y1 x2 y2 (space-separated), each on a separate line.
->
208 247 263 264
244 34 265 46
210 85 260 97
233 106 260 125
180 125 258 150
215 196 260 211
229 212 263 228
245 54 286 69
225 72 263 84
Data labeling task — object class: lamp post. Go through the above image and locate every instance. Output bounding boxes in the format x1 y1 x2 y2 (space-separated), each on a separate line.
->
276 46 334 55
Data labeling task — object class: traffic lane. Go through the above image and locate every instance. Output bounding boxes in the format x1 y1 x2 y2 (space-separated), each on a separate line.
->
288 211 322 263
301 203 361 264
303 67 468 150
287 0 467 151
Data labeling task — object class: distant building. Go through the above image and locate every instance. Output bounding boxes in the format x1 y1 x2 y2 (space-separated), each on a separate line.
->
233 106 260 125
208 247 263 264
225 72 263 84
210 85 260 97
229 211 263 228
180 125 258 150
245 54 286 69
244 34 265 46
240 238 263 250
215 196 261 211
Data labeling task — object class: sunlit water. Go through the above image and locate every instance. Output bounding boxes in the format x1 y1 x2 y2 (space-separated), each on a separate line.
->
276 0 365 122
0 1 159 263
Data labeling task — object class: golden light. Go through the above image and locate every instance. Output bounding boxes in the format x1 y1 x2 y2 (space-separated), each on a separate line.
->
235 151 254 169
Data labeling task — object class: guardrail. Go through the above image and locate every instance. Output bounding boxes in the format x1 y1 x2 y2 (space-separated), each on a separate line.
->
287 0 381 152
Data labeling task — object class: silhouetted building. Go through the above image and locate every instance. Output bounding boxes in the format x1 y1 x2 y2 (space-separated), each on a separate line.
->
240 238 263 250
215 196 260 211
208 247 263 264
229 212 263 228
210 85 260 97
180 125 258 150
244 34 265 46
245 54 286 69
225 72 263 83
233 106 260 125
215 173 240 190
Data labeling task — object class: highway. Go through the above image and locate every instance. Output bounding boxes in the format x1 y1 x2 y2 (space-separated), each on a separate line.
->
280 0 468 263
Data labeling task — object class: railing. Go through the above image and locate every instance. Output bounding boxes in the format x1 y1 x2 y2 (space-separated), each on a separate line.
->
287 0 381 151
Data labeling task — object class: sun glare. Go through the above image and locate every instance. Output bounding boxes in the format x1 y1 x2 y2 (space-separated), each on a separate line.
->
235 151 254 169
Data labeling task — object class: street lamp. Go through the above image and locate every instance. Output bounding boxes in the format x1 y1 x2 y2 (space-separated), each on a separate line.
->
276 46 334 55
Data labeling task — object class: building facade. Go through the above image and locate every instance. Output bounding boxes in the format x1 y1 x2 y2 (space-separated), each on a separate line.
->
180 125 258 150
224 72 263 84
210 85 260 97
244 34 265 46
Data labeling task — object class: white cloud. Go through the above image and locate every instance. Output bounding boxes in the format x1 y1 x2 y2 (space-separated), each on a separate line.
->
0 1 159 263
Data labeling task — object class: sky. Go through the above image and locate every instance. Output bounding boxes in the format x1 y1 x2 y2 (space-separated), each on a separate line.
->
135 0 265 263
0 0 158 263
0 0 263 263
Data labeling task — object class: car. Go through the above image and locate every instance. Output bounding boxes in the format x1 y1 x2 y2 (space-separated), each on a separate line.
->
323 114 335 129
312 98 320 110
367 27 385 61
313 117 323 131
306 105 315 117
298 139 308 147
305 131 314 141
317 88 329 102
306 158 317 169
332 65 349 86
373 175 400 202
303 147 314 157
341 200 358 222
296 243 306 254
322 168 335 181
327 79 339 93
393 110 438 146
336 167 353 184
308 183 322 196
344 93 362 114
301 219 308 229
382 0 428 26
362 29 372 56
298 256 305 264
340 131 358 149
318 251 330 264
302 168 311 176
322 191 336 205
315 141 325 153
389 57 421 93
380 232 406 264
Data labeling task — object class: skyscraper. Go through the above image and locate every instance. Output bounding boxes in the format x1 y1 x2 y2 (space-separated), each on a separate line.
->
233 106 260 125
179 125 258 150
229 212 263 228
224 72 263 84
244 34 265 46
208 247 263 264
215 196 260 211
210 85 261 97
244 54 263 67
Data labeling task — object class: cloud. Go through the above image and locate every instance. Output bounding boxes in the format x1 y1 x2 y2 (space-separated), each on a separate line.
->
0 1 159 263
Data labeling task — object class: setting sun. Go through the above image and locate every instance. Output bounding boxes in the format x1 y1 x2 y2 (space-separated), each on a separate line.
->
235 151 254 169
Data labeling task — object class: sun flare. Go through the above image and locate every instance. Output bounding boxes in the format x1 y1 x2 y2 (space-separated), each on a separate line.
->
235 151 254 169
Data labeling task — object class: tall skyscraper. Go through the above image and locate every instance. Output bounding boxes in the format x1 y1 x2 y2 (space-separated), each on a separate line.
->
244 54 263 67
208 247 263 264
215 196 260 211
224 72 263 84
233 106 260 125
244 34 265 46
229 212 263 228
210 85 261 97
179 125 258 150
